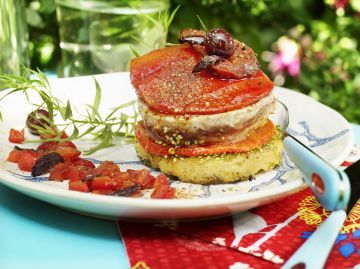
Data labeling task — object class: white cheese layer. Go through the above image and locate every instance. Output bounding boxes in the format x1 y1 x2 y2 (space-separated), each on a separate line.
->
139 93 274 146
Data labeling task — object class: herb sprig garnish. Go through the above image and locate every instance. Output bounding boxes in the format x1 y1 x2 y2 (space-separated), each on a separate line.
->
129 4 180 57
0 68 138 155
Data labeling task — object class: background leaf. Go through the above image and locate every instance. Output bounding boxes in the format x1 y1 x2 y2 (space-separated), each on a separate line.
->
91 78 102 121
26 8 44 28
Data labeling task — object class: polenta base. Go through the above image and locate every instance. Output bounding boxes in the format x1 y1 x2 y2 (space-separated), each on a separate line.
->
135 132 283 184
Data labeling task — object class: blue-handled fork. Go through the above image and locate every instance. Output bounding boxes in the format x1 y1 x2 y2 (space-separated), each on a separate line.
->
272 101 357 269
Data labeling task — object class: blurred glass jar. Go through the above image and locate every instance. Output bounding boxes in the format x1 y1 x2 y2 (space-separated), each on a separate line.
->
0 0 29 75
55 0 169 77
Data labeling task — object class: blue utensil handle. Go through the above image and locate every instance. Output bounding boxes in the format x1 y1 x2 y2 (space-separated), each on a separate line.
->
281 210 346 269
284 136 350 211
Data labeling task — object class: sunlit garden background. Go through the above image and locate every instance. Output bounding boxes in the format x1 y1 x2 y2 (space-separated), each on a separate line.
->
25 0 360 123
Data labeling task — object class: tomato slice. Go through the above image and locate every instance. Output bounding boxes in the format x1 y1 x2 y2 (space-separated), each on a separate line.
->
130 44 274 115
135 120 275 157
9 128 24 144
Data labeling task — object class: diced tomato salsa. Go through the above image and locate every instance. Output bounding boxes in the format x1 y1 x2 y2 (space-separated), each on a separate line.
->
7 127 175 199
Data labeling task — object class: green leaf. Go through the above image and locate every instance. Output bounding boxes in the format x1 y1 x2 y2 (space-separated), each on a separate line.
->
106 99 136 121
165 5 180 31
64 100 73 120
85 104 103 122
26 8 45 28
77 126 96 139
131 35 153 49
33 68 51 91
196 14 208 32
84 129 113 155
129 46 140 57
39 0 56 14
68 124 80 140
91 77 102 121
39 90 54 118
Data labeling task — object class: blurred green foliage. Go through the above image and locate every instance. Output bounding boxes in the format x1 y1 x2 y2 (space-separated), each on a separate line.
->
25 0 360 123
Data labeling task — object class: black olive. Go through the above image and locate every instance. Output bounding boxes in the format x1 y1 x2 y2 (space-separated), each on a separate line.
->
204 28 235 58
111 184 140 197
31 152 64 177
26 109 52 135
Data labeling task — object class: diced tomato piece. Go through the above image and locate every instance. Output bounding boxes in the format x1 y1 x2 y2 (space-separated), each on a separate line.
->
162 188 176 199
37 140 77 152
69 181 89 192
49 162 69 181
17 150 38 172
7 149 22 163
60 131 69 139
71 158 95 168
55 147 81 161
88 174 133 192
112 172 130 182
151 174 175 199
110 172 132 190
37 141 58 151
88 176 115 191
94 161 120 177
143 173 156 189
68 165 94 182
58 140 76 149
91 189 114 195
129 169 155 189
126 169 138 178
34 149 47 159
9 128 24 144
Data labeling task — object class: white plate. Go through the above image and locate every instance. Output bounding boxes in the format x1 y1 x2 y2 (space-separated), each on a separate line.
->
0 73 354 220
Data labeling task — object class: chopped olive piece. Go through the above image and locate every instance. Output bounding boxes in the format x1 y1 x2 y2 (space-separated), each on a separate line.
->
31 152 64 177
192 55 224 73
111 184 140 197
